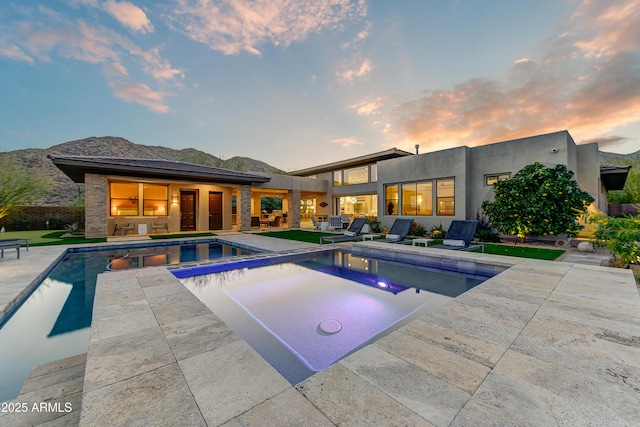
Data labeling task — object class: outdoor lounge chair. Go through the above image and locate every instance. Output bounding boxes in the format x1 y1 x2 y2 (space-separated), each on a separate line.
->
320 217 368 244
311 216 321 230
329 216 343 230
113 220 135 236
0 238 29 259
429 220 484 252
383 218 414 244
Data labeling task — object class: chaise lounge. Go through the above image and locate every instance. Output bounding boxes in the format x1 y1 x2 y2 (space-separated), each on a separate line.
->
0 238 29 259
320 217 368 244
383 218 414 244
429 220 484 252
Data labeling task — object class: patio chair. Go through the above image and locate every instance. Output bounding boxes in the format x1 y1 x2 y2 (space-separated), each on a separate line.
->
151 222 167 234
0 239 28 259
320 217 368 244
311 216 321 230
429 220 484 252
329 216 343 230
383 218 414 244
113 219 135 236
268 215 282 227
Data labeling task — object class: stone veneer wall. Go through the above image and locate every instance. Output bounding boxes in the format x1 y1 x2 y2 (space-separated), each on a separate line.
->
85 174 108 239
288 189 301 228
239 185 252 231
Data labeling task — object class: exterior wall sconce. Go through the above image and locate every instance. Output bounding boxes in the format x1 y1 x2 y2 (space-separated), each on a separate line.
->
172 196 179 204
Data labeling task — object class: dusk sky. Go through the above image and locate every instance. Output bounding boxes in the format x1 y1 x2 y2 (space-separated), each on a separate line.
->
1 0 639 171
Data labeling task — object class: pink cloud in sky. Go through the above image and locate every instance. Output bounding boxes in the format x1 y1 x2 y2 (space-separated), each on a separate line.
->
336 58 372 84
104 0 154 34
4 7 180 113
0 43 34 63
379 0 640 152
169 0 367 55
331 137 363 147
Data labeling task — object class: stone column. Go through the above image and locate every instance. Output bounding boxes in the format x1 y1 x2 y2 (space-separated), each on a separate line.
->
288 189 301 228
85 174 108 239
239 185 252 231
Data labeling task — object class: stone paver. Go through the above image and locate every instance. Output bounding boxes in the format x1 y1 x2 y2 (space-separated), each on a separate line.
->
1 233 639 426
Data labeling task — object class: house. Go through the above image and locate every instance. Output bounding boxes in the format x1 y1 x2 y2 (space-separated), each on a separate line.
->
49 130 629 239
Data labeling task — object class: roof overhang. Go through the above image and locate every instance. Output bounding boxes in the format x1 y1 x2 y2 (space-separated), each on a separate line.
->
289 148 414 176
600 165 631 191
48 155 271 185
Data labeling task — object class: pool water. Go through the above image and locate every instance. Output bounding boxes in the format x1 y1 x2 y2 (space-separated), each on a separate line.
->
0 240 253 402
179 250 492 384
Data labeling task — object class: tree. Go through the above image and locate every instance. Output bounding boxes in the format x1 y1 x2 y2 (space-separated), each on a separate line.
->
590 213 640 267
607 158 639 204
0 157 50 220
481 162 594 242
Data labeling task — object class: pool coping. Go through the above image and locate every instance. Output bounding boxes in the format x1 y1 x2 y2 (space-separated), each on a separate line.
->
78 239 640 425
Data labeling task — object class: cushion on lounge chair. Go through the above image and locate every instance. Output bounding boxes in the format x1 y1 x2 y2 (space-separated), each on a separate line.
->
443 239 465 247
385 233 400 241
344 231 356 237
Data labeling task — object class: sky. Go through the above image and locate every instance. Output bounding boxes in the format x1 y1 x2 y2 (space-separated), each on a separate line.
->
1 0 639 171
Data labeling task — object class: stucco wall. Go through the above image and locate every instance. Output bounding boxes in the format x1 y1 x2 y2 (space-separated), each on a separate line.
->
376 146 469 229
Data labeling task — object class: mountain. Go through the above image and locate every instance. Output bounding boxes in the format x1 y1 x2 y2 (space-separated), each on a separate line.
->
600 149 640 164
0 136 284 205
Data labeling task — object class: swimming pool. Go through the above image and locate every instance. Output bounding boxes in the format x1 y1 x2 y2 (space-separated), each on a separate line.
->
0 240 255 402
178 249 494 384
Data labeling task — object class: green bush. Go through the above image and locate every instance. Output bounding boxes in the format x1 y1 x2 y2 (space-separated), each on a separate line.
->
429 223 447 239
590 213 640 266
366 217 382 233
474 209 501 242
8 212 37 231
410 221 427 237
482 162 594 242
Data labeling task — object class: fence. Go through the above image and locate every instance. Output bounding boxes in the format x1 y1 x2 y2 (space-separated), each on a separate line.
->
0 206 85 231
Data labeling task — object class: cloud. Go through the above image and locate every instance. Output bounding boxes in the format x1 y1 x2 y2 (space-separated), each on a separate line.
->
350 96 385 115
580 135 630 150
336 58 372 83
104 0 154 33
331 137 363 147
167 0 367 55
383 0 640 152
105 68 169 114
0 43 34 63
3 6 179 112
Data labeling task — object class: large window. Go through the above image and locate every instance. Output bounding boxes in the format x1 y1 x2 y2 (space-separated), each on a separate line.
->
143 184 168 216
343 166 369 185
332 164 377 186
385 185 399 215
337 194 377 217
401 182 433 215
385 179 451 216
110 182 139 216
436 179 455 215
333 171 342 187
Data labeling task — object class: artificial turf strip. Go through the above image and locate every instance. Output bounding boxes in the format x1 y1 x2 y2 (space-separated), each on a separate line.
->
258 230 338 244
479 243 564 260
149 232 216 239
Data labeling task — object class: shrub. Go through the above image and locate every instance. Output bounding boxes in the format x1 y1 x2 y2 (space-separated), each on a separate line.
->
8 212 37 231
47 213 65 230
429 223 447 239
590 213 640 267
366 216 382 233
410 221 427 237
474 209 501 242
482 162 594 242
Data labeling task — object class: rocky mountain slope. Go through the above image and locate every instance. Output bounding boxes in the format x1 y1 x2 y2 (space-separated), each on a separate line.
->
0 136 283 205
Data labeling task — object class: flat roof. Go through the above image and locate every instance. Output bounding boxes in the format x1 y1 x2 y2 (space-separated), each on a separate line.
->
48 155 271 185
600 164 632 191
289 148 414 176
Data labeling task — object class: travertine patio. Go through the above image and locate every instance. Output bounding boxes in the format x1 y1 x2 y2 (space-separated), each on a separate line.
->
1 235 639 426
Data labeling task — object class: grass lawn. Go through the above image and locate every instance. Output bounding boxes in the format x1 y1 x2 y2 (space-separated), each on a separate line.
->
0 230 106 246
258 230 338 244
257 231 564 261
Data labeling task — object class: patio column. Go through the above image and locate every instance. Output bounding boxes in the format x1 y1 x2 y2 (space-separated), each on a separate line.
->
85 173 108 239
239 185 252 231
288 189 301 228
